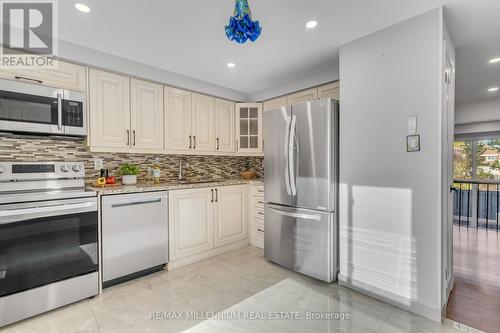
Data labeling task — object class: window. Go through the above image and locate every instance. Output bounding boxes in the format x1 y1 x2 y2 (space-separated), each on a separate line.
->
454 141 472 180
454 138 500 181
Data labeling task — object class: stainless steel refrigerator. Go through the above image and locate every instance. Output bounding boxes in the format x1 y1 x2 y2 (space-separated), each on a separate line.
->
264 98 339 282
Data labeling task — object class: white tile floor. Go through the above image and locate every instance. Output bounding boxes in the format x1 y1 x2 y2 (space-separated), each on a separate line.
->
0 246 475 333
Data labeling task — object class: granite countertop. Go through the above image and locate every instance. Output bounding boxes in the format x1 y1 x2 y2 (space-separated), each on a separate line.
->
87 178 263 195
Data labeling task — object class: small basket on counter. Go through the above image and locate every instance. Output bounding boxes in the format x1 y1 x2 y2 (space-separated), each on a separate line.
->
240 169 257 180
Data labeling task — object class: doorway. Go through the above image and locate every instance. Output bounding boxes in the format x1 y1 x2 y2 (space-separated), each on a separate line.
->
446 138 500 332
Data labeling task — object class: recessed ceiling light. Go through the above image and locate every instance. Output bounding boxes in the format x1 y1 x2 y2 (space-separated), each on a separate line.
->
227 62 236 68
74 3 90 13
488 87 499 92
305 20 318 29
489 57 500 64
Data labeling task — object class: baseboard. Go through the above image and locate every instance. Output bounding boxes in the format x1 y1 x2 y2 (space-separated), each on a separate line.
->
338 274 442 322
442 275 455 317
167 239 250 270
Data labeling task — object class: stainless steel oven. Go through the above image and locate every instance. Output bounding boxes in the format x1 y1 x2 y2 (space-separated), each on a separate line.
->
0 162 98 327
0 79 86 136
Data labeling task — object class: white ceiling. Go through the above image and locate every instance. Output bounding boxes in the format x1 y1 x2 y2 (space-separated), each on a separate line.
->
58 0 500 103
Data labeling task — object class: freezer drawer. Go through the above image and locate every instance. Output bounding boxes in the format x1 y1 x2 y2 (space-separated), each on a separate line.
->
101 192 168 284
264 203 337 282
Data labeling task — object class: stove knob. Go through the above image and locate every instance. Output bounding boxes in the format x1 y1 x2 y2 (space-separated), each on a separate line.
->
72 164 82 172
60 165 69 172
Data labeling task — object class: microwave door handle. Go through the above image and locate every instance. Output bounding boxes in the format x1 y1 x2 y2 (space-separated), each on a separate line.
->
283 115 292 196
0 201 95 224
289 115 297 196
57 91 63 130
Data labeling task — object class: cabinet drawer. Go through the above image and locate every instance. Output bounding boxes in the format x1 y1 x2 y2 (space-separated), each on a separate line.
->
251 197 265 208
251 185 264 196
254 219 264 232
252 207 264 219
0 61 86 91
253 228 264 249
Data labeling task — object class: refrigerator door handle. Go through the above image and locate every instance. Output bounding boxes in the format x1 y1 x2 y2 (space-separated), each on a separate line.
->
289 115 297 196
267 207 321 221
284 115 292 195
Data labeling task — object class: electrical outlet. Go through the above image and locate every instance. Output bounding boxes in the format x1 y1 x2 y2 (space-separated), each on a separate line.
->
94 159 103 170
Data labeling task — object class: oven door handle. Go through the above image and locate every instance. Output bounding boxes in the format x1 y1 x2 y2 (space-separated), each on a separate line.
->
0 201 96 224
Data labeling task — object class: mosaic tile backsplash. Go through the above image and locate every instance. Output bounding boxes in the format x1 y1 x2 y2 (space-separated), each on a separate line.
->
0 134 264 184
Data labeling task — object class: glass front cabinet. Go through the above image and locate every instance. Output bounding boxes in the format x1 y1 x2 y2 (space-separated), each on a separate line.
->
236 103 263 154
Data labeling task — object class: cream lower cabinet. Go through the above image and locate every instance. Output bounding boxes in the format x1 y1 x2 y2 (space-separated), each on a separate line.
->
214 185 248 247
169 185 248 265
250 182 264 249
169 188 214 260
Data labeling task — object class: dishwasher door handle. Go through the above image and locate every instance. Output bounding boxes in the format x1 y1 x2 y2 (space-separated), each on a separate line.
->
111 198 162 208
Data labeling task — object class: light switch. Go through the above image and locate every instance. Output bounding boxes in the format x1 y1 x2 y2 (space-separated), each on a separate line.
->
408 116 417 135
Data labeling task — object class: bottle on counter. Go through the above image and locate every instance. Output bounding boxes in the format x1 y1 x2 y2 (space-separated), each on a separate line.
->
153 158 161 184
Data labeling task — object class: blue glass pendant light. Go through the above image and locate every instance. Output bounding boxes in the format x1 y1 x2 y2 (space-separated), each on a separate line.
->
225 0 262 44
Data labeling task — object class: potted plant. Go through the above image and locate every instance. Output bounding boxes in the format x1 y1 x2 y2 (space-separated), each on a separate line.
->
119 163 140 185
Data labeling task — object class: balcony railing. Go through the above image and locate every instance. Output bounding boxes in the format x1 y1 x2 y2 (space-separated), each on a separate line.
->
453 179 500 231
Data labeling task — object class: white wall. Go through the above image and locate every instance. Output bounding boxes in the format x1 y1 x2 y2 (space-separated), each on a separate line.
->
455 97 500 124
339 8 445 321
454 97 500 137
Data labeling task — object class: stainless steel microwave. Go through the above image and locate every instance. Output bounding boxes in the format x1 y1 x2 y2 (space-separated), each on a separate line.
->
0 79 86 136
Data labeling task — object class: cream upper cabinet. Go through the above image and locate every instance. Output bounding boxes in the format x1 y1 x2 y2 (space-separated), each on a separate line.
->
130 79 164 150
318 81 339 100
214 98 235 153
169 188 214 260
89 69 130 148
164 87 192 151
191 93 215 152
286 88 318 106
236 103 263 154
214 185 248 247
0 61 86 91
263 96 287 112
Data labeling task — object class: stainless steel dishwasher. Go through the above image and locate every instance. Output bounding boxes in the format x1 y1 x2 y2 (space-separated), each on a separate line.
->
101 191 168 287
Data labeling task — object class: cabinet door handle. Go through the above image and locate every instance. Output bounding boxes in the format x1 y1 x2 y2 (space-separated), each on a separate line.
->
211 189 214 203
126 130 130 146
14 76 43 84
189 136 192 149
215 188 218 202
216 138 219 150
193 136 196 149
133 130 136 146
257 228 264 233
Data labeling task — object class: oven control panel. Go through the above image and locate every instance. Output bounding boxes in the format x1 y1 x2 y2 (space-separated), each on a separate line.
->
0 162 85 181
